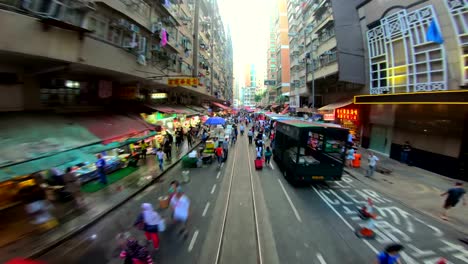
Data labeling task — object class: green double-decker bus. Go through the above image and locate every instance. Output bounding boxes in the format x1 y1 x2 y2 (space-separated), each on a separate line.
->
273 120 349 185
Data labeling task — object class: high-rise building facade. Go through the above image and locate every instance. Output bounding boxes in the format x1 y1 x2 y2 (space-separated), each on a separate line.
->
242 64 257 107
272 0 291 103
266 17 278 103
355 0 468 179
0 0 232 111
287 0 365 109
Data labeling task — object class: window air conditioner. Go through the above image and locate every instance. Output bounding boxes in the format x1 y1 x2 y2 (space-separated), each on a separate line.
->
151 23 162 34
129 24 140 33
123 33 138 49
118 19 131 29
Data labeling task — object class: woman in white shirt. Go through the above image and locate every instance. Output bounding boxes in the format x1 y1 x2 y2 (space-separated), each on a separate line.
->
135 203 161 250
170 187 190 240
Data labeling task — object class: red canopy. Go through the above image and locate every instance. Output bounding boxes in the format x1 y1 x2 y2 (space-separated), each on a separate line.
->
212 102 230 111
73 114 151 144
280 105 290 115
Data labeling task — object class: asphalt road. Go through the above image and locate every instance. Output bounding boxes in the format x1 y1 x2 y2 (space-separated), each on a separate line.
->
38 132 468 264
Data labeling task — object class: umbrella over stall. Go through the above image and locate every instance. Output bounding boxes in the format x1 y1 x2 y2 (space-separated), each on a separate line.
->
204 117 226 126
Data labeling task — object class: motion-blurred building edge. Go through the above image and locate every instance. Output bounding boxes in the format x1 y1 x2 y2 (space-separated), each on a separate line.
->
0 0 233 111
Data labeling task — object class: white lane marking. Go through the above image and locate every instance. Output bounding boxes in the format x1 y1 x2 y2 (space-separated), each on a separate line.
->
221 162 225 168
217 171 221 179
313 187 378 254
277 179 302 223
270 163 275 170
317 253 327 264
188 230 199 252
211 184 217 194
202 202 210 217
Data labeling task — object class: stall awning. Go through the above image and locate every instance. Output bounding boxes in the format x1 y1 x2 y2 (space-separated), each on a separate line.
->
318 99 353 111
0 149 97 182
167 105 200 115
149 105 178 114
0 113 101 169
212 102 231 111
73 114 151 144
187 105 207 113
280 105 290 115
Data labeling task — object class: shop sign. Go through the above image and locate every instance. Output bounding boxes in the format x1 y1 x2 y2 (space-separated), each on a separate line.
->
168 78 199 87
323 113 335 121
336 108 359 121
151 93 168 99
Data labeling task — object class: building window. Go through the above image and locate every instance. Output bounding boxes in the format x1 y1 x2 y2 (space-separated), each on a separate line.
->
108 25 123 45
87 16 108 39
366 5 447 94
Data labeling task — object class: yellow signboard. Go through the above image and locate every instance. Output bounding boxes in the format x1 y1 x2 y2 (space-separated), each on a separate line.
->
168 77 199 87
151 93 168 99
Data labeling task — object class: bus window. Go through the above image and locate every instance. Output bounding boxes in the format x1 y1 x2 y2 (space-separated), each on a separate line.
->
324 136 345 161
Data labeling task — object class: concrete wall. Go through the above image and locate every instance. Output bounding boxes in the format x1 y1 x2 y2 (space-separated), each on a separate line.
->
0 10 81 62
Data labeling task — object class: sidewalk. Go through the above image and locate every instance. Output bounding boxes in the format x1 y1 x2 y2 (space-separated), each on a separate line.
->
346 147 468 235
0 140 201 263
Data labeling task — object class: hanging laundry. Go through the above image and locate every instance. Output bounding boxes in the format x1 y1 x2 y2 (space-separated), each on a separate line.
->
163 0 171 8
160 28 168 46
185 48 190 58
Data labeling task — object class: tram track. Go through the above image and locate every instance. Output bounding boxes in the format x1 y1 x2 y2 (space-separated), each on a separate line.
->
213 133 263 264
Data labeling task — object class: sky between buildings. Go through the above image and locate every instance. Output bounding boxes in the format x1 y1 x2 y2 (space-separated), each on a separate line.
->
218 0 274 89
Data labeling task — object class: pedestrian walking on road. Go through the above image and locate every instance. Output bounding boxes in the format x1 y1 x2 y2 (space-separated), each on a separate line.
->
345 147 355 168
140 141 147 160
156 148 164 171
187 131 193 148
215 145 224 168
134 203 161 250
163 137 172 160
168 180 180 201
170 187 190 240
264 147 272 165
63 167 84 207
400 141 412 165
441 182 466 221
366 152 379 177
248 130 253 144
96 154 107 185
120 238 153 264
223 137 229 161
375 243 404 264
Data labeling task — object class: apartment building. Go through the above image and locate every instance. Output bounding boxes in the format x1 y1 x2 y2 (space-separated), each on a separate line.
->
266 17 278 103
0 0 231 112
287 0 364 110
242 64 258 107
272 0 291 102
355 0 468 179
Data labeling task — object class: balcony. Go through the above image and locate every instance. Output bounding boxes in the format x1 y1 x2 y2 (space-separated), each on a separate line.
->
0 0 92 29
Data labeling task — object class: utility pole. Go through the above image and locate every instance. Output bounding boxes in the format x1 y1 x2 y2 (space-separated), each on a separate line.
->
192 0 200 79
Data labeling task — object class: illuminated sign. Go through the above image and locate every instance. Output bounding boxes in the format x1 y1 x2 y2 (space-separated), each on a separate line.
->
323 113 335 121
151 93 168 99
168 77 199 87
336 108 359 121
